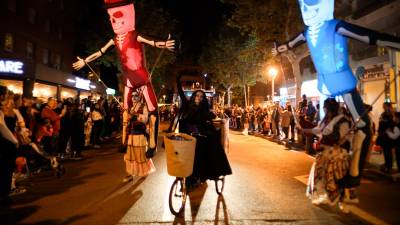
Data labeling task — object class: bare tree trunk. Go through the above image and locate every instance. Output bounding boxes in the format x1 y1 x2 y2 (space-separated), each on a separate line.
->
248 86 251 106
243 85 248 107
283 50 309 106
227 85 232 107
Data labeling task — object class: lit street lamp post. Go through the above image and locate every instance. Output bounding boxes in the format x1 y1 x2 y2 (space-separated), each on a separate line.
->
203 73 207 89
268 67 278 102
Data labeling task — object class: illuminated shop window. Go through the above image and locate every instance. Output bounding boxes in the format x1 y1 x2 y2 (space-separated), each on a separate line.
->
42 49 49 65
0 80 23 95
4 33 14 52
28 8 36 24
33 83 57 100
8 0 16 12
377 47 387 56
61 87 77 100
26 42 35 60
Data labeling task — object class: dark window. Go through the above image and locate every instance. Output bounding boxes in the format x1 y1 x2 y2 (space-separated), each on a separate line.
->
42 49 49 65
7 0 16 12
60 0 64 10
4 33 14 52
28 8 37 24
58 29 63 40
52 54 62 70
45 20 51 33
26 42 35 60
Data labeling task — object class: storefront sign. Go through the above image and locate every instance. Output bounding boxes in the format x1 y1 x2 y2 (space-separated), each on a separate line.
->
0 59 24 74
75 77 90 90
106 88 116 95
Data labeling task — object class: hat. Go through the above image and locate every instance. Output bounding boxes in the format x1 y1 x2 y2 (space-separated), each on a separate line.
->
103 0 133 9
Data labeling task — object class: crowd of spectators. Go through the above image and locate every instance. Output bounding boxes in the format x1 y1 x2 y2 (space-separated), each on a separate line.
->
218 95 342 153
217 93 400 174
0 85 122 200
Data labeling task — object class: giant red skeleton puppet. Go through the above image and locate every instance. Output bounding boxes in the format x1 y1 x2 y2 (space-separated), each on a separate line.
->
73 0 177 157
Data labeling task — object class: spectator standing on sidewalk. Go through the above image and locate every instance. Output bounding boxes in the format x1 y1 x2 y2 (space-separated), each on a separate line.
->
91 103 104 149
70 103 85 159
83 106 93 147
280 104 291 139
58 101 73 159
305 101 317 155
376 102 395 174
41 98 66 155
288 106 296 142
386 112 400 173
300 94 307 109
272 102 280 137
0 86 22 201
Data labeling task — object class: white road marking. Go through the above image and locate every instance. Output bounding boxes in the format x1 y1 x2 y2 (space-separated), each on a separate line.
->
346 205 390 225
295 174 388 225
294 175 309 185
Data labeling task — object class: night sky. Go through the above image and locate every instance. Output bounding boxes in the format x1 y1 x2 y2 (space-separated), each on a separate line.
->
161 0 227 60
74 0 228 90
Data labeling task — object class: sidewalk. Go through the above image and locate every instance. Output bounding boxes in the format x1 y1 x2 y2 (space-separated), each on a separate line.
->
245 130 400 225
252 131 400 179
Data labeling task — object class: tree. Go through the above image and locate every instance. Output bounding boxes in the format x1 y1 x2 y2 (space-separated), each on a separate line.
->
199 24 265 106
221 0 308 103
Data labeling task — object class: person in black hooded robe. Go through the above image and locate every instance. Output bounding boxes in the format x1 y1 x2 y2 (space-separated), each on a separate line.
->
173 75 232 187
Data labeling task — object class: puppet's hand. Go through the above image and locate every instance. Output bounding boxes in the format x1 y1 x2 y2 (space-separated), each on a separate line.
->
166 34 181 52
165 39 176 51
72 57 85 70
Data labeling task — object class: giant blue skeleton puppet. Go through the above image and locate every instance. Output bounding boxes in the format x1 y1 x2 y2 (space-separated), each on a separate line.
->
272 0 400 201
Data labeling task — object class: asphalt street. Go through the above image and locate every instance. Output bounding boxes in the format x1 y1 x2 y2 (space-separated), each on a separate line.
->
1 125 399 225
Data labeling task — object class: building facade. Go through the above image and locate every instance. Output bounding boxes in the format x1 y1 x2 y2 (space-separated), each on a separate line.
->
347 0 400 125
0 0 104 100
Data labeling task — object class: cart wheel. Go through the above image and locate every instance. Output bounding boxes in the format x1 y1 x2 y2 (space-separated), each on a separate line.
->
169 177 187 216
215 176 225 195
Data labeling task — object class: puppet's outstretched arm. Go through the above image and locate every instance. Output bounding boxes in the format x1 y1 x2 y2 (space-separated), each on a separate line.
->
72 39 115 70
337 21 400 50
137 34 177 52
272 32 307 56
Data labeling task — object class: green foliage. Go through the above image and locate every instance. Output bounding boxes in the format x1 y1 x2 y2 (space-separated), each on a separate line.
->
199 0 304 103
199 24 266 93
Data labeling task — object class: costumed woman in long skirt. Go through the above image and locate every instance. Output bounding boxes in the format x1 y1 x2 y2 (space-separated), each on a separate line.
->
123 91 155 183
302 98 351 206
173 75 232 188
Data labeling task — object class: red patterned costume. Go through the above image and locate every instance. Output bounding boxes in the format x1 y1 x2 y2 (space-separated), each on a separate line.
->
114 31 157 110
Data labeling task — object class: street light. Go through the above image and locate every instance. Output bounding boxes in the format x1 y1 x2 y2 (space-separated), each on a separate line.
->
268 67 278 101
203 73 208 89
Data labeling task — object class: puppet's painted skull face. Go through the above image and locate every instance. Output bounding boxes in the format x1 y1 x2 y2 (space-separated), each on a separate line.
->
107 4 135 35
298 0 334 26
